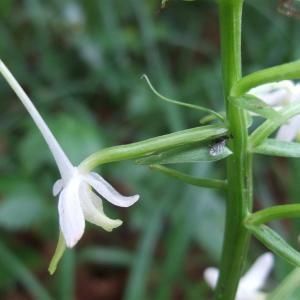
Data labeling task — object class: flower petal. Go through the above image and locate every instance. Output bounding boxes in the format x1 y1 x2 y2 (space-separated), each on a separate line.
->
276 115 300 142
203 267 219 289
79 185 123 231
239 252 274 293
236 292 267 300
249 81 293 106
53 179 63 196
58 178 85 248
85 172 139 207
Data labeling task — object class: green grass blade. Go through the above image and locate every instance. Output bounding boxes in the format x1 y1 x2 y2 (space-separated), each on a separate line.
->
56 250 75 300
123 200 167 300
79 246 133 266
252 139 300 158
0 241 53 300
267 268 300 300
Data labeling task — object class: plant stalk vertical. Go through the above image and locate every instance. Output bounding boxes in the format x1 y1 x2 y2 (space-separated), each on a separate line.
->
214 0 253 299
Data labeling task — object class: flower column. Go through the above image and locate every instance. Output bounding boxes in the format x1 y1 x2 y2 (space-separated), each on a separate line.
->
214 0 252 299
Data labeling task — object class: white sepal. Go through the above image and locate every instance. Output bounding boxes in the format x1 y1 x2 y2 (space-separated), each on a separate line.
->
86 172 140 207
79 187 123 232
58 175 85 248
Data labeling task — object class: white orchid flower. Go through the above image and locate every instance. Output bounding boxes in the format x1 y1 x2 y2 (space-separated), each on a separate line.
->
0 60 139 248
204 252 274 300
248 80 300 142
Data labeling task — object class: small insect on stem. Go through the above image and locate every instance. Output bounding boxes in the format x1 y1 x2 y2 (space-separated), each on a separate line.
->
277 0 300 18
209 138 227 157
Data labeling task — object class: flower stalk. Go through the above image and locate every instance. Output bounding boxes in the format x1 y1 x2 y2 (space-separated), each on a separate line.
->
0 60 74 180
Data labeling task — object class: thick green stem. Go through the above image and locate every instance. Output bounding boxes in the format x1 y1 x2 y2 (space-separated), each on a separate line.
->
215 1 252 299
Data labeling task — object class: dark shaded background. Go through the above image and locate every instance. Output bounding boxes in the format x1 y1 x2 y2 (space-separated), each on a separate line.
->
0 0 300 299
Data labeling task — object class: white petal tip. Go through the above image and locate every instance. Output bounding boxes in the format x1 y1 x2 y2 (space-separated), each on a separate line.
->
260 252 274 268
203 267 219 289
53 179 63 196
62 233 82 248
118 193 140 207
130 194 140 205
87 172 140 207
103 219 123 232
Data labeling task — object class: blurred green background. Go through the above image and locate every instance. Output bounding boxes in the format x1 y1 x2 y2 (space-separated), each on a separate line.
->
0 0 300 299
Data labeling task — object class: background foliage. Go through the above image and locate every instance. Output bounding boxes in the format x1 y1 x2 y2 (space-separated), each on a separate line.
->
0 0 300 299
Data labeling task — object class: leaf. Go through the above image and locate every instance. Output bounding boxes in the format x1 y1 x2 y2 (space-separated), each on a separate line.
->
0 182 45 231
0 241 53 300
56 250 75 300
230 94 281 120
124 198 167 300
150 164 227 189
136 143 232 165
191 180 225 260
253 139 300 157
199 111 226 125
267 268 300 300
79 247 133 266
248 224 300 267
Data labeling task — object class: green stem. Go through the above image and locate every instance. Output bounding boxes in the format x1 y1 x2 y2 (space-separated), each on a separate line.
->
245 204 300 226
149 164 227 190
141 74 225 122
215 1 251 299
232 60 300 96
79 124 227 171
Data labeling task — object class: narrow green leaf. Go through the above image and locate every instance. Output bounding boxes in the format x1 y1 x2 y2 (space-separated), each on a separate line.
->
247 224 300 267
252 139 300 157
267 268 300 300
136 143 232 165
154 210 193 300
150 164 227 190
56 251 75 300
78 247 133 266
0 241 53 300
124 199 167 300
230 94 281 120
199 112 226 125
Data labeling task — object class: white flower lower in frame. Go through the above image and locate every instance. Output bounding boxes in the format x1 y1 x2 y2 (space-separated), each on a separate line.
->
204 252 274 300
0 59 139 248
249 80 300 142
